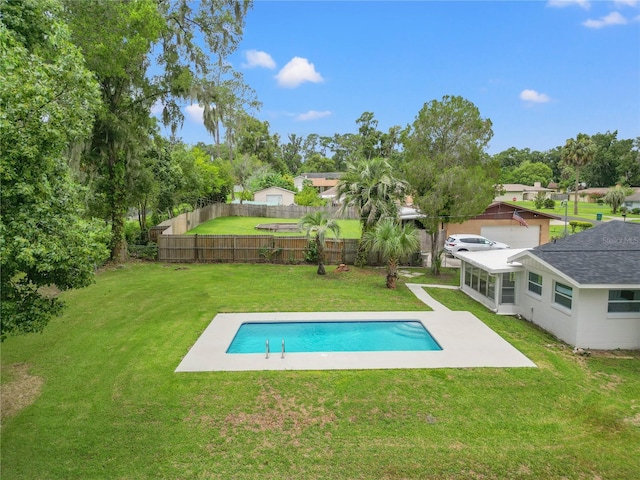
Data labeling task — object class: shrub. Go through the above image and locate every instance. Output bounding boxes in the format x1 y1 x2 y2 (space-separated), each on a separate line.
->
632 208 640 215
543 198 556 209
533 192 546 209
127 243 157 260
569 220 593 233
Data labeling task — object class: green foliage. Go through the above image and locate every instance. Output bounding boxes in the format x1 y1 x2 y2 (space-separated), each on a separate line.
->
298 211 341 275
362 219 420 288
511 161 554 186
402 95 497 274
300 152 336 173
336 157 408 266
0 0 109 340
63 0 252 260
603 187 630 214
248 169 296 192
127 243 157 260
534 191 547 209
294 183 327 206
568 220 594 233
544 197 556 209
561 133 597 215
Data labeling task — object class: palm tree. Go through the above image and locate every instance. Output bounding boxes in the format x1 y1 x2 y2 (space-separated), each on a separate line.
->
335 157 408 266
362 218 420 289
561 133 597 215
298 211 341 275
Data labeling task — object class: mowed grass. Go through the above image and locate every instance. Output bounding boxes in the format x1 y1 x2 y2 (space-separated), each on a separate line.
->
2 263 639 479
186 216 362 239
510 200 640 222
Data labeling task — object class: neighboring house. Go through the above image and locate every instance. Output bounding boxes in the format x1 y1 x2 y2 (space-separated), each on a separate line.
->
252 186 296 206
624 191 640 210
293 173 343 192
495 183 552 202
444 202 560 248
547 182 560 193
454 221 640 350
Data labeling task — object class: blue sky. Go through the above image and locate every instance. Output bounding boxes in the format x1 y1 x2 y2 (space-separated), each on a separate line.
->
170 0 640 155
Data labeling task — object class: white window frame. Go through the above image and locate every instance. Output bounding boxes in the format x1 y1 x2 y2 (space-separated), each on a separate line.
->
527 271 543 297
607 289 640 316
553 281 573 311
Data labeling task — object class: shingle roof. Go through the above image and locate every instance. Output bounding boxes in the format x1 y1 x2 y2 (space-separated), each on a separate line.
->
529 221 640 285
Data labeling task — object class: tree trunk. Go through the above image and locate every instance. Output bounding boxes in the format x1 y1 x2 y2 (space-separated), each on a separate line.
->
317 238 326 275
386 259 398 289
574 168 580 215
430 231 440 275
108 149 128 263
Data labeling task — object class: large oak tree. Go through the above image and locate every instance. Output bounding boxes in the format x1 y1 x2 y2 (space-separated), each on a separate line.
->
402 96 498 274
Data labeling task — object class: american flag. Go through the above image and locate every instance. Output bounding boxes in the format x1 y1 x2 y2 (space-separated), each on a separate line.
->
512 210 529 228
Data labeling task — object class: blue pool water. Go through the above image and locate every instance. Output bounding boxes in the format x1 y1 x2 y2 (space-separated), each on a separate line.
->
226 321 442 353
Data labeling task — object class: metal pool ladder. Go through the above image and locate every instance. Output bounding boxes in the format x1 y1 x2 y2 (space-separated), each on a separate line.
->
266 338 286 359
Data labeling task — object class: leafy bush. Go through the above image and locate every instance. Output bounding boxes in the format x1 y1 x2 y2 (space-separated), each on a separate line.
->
543 198 556 209
127 243 157 260
533 192 546 209
632 208 640 215
569 220 593 233
304 240 318 263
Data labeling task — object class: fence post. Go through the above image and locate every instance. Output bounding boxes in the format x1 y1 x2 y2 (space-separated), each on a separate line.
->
194 234 198 262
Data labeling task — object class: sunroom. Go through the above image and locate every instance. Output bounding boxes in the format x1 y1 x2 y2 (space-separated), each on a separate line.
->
453 249 528 315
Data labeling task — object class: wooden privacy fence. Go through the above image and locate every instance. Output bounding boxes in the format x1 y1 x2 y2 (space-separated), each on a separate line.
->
157 234 360 265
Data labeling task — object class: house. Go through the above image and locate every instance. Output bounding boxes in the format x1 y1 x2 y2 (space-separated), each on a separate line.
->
293 173 342 192
454 221 640 350
444 202 560 248
495 183 552 202
624 191 640 210
252 186 296 206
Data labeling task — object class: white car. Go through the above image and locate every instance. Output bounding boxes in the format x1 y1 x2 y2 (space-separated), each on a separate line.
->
444 234 509 254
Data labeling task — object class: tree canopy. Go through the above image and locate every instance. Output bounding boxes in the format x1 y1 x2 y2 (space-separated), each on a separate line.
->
402 95 498 273
1 0 109 339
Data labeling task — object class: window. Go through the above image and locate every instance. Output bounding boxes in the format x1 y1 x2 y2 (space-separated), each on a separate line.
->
487 274 496 300
554 282 573 310
528 272 543 296
464 265 472 287
501 273 515 304
608 290 640 313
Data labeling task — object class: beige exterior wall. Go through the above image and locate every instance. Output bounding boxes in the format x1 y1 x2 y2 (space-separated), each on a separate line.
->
445 219 551 245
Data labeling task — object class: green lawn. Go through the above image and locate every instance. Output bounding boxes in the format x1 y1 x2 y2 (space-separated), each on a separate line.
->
187 216 362 239
510 200 640 222
2 263 639 479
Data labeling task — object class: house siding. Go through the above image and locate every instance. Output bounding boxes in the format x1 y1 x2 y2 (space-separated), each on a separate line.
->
516 265 579 346
574 290 640 350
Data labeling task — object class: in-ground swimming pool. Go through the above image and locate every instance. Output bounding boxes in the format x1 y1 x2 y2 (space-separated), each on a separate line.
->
226 320 442 353
174 311 537 372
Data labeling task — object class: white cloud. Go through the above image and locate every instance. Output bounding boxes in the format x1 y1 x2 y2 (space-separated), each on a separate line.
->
583 11 628 28
295 110 332 121
520 89 551 103
185 104 204 123
547 0 590 9
614 0 638 7
275 57 324 88
242 50 276 69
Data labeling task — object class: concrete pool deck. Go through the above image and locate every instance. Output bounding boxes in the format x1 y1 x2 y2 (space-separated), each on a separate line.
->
175 283 536 372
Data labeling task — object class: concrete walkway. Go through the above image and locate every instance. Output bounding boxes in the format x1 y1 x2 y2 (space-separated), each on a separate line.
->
405 283 457 311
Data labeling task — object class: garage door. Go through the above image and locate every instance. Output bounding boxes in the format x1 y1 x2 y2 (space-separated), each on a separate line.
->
481 225 540 248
